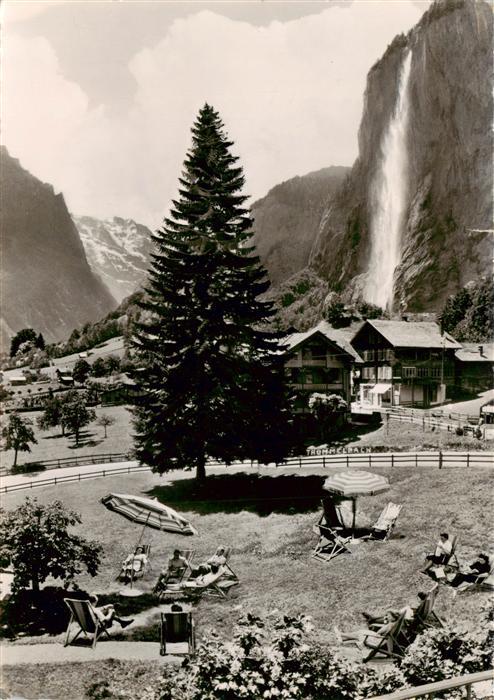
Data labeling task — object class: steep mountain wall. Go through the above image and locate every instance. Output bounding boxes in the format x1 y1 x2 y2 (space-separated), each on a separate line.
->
251 167 349 286
309 0 493 312
74 215 153 302
0 147 116 347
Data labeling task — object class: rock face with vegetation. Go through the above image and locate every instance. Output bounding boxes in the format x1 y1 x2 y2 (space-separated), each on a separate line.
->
251 167 349 286
309 0 492 312
0 147 116 346
73 215 153 303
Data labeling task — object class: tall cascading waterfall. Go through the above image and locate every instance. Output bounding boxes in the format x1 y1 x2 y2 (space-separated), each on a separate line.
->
363 49 413 311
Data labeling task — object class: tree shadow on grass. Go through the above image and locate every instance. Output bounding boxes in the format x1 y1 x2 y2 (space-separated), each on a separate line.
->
145 472 327 516
67 430 104 449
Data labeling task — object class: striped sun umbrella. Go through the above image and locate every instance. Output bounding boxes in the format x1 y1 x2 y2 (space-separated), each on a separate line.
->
323 471 390 534
101 493 197 535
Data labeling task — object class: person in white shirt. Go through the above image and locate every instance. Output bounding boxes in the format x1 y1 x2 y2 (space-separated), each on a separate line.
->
422 533 452 574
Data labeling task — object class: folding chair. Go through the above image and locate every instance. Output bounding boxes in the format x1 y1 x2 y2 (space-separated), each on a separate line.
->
118 543 151 582
160 604 195 655
63 598 111 649
454 557 494 594
426 535 460 583
404 586 444 644
362 611 408 662
209 547 239 586
183 564 238 599
312 523 352 563
320 498 346 531
365 503 402 541
154 549 195 598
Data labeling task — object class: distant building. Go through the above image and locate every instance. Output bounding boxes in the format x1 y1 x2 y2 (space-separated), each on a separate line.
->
350 320 461 410
10 376 27 386
282 321 362 412
454 343 494 393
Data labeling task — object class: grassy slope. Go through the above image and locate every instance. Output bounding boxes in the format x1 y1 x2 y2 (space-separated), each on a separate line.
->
1 405 134 468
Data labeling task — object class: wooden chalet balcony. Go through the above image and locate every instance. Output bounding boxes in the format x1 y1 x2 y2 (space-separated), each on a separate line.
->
285 357 332 368
289 382 342 391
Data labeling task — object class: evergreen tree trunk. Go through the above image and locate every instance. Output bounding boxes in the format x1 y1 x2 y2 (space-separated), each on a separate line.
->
196 459 206 482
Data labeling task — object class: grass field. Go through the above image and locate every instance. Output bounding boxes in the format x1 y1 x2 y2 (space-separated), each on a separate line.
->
2 463 493 698
1 405 134 469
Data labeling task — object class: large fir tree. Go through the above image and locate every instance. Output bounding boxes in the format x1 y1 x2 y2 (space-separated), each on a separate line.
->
132 104 292 479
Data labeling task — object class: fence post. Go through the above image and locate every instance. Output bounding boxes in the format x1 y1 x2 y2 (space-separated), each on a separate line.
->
391 453 394 468
346 453 349 468
467 452 470 469
438 450 443 470
415 452 418 468
323 456 326 469
299 458 302 469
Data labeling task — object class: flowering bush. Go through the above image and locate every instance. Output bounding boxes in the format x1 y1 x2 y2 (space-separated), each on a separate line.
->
399 601 494 698
153 613 404 700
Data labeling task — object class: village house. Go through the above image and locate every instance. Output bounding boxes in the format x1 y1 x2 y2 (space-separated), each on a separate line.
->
350 320 461 410
454 343 494 393
282 321 362 413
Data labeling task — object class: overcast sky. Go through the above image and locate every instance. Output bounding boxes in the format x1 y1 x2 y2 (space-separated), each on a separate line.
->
1 0 430 227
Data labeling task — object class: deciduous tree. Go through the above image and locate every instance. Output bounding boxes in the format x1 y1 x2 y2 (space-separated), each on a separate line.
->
0 497 101 593
2 412 37 468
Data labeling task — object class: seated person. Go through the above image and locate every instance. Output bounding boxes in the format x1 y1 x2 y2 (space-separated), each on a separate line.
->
334 613 395 653
184 567 223 590
89 593 134 628
422 533 452 574
190 547 227 578
362 592 427 629
120 546 148 580
450 553 490 588
155 550 188 590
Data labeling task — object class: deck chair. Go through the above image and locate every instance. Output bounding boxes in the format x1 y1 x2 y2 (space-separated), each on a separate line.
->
426 535 460 582
118 543 151 582
320 498 346 531
312 522 352 563
183 564 238 599
160 604 195 656
207 547 239 587
63 598 111 649
404 586 444 644
365 503 402 541
454 557 494 594
154 549 194 597
362 611 408 662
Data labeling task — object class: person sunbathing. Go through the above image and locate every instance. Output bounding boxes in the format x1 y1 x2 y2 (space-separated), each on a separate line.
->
89 594 134 628
154 550 189 592
121 546 148 580
450 553 490 588
334 613 395 653
422 533 452 574
190 547 227 578
361 592 427 629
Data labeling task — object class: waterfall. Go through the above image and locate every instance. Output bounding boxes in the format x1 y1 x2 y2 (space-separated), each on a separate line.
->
363 50 413 311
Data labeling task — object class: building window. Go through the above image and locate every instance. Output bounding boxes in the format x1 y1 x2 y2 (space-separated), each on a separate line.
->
378 366 392 380
403 366 417 378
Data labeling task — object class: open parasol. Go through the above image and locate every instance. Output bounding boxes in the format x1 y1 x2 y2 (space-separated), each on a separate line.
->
101 493 197 535
323 470 390 534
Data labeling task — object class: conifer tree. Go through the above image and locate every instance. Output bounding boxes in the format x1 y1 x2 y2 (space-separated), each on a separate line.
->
132 104 292 479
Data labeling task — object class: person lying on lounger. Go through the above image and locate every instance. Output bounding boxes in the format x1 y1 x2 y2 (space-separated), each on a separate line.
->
89 594 134 628
361 592 427 629
190 547 227 578
449 553 490 588
120 546 148 581
334 614 395 652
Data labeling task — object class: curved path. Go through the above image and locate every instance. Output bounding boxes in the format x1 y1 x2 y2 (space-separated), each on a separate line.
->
1 451 493 494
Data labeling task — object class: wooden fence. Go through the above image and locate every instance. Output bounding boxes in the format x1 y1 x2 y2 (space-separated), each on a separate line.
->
1 451 493 494
368 668 493 700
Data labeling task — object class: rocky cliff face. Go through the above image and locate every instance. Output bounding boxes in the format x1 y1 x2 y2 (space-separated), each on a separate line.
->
73 215 153 303
309 0 493 312
251 167 349 286
0 147 116 347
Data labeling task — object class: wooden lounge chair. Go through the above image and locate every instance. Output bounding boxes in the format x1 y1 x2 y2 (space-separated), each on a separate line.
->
362 611 408 662
63 598 111 649
160 604 195 656
365 502 402 541
312 523 352 563
154 549 195 598
454 557 494 594
320 498 346 531
182 564 239 599
427 535 460 582
403 586 444 644
118 543 151 582
208 546 239 588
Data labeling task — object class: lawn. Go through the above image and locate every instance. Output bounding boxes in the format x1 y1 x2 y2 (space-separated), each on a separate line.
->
1 405 134 469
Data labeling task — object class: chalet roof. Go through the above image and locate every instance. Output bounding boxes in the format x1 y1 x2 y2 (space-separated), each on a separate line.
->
283 321 363 362
362 320 461 350
455 343 494 363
